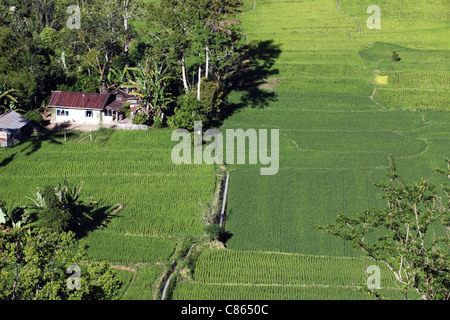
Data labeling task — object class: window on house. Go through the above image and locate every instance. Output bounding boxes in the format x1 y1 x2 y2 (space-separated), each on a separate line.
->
86 111 93 118
57 109 69 116
105 109 112 117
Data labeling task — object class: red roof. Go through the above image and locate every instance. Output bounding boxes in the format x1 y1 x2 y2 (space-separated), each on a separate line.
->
106 99 125 112
48 91 111 110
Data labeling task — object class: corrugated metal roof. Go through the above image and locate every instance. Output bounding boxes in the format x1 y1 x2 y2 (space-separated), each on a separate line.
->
0 111 30 131
48 91 111 110
106 100 125 112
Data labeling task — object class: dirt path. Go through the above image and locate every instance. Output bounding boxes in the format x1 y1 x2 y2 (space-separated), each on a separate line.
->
47 122 119 132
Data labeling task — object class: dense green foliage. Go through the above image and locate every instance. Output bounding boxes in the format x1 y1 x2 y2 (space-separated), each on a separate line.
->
121 264 165 300
0 227 122 300
222 0 450 255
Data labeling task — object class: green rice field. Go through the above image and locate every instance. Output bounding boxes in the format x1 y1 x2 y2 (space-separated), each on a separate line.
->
171 0 450 300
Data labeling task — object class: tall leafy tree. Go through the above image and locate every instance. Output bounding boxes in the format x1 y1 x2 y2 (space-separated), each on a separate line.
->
316 161 450 300
146 0 211 92
118 0 143 68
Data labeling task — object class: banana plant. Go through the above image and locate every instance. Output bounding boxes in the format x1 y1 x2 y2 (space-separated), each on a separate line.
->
25 181 93 231
106 65 131 90
0 202 36 229
0 81 20 113
123 59 173 121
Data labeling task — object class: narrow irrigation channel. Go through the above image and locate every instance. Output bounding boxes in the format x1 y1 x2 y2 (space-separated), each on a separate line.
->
159 169 231 300
219 172 230 227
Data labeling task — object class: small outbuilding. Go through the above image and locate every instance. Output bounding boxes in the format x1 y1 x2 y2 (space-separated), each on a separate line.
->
0 111 32 147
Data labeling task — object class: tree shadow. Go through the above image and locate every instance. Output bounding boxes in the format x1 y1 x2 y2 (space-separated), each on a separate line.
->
0 153 16 168
9 127 64 157
71 203 124 239
212 39 282 126
219 230 233 245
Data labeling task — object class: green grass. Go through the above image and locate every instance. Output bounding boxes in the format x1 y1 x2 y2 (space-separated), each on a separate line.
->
85 231 175 264
173 282 382 300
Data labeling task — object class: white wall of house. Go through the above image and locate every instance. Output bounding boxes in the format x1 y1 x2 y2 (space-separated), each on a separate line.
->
102 110 120 122
54 108 101 124
103 115 114 122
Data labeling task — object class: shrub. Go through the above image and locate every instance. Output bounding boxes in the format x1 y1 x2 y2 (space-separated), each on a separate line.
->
167 93 208 130
391 51 401 62
121 102 131 119
133 112 148 125
204 223 224 240
23 109 44 127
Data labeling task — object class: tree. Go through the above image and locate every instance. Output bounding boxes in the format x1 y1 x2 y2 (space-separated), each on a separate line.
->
0 227 121 300
146 0 213 93
25 181 95 235
106 65 130 91
32 185 73 233
0 201 35 229
392 51 401 62
167 92 208 130
315 161 450 300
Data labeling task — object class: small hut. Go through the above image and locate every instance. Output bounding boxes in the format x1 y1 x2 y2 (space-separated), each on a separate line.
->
0 111 32 147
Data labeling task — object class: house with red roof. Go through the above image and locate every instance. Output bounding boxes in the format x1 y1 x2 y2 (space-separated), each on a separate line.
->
48 89 140 124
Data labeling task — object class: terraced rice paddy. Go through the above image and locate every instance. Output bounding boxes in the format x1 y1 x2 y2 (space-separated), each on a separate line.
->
172 0 450 300
1 0 448 300
0 129 217 298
